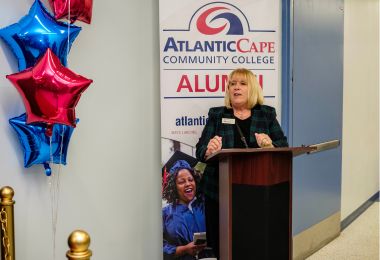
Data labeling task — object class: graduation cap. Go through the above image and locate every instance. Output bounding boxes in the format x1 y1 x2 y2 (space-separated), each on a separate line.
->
162 151 198 191
162 150 198 175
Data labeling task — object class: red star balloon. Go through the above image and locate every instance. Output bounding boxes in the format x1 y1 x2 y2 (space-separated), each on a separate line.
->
49 0 93 24
7 48 92 134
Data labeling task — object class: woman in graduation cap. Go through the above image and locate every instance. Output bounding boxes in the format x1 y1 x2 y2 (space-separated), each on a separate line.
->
162 160 208 260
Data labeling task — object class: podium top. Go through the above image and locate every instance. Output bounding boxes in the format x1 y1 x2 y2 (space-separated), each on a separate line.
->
206 146 315 162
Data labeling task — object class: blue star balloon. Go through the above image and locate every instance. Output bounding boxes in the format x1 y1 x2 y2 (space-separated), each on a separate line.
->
9 113 77 176
0 0 81 71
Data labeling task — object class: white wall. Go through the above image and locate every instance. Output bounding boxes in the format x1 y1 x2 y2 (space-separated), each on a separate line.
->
0 0 161 259
342 0 379 219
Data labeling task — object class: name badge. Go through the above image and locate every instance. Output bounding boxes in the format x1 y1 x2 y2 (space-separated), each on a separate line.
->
222 118 235 124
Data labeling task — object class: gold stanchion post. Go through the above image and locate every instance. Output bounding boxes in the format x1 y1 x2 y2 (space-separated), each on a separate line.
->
66 230 92 260
0 186 15 260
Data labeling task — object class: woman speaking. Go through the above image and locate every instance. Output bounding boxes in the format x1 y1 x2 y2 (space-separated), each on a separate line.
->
195 68 288 257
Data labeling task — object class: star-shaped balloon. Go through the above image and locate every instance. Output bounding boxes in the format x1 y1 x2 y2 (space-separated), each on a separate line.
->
49 0 93 24
0 0 81 71
9 113 77 176
7 48 92 133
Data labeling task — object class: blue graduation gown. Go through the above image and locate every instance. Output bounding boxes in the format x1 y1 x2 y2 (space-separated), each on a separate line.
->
163 198 206 260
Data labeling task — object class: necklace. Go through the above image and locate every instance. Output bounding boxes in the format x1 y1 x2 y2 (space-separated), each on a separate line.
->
233 109 251 120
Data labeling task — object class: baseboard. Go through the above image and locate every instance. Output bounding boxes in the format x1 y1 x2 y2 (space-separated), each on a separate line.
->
292 211 341 260
341 191 379 230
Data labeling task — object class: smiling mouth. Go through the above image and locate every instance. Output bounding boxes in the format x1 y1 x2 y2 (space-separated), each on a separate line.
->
184 188 193 194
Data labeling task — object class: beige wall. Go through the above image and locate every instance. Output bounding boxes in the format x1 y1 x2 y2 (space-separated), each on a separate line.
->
342 0 379 219
0 0 161 258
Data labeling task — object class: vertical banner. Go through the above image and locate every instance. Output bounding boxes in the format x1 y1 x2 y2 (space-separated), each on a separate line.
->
160 0 281 258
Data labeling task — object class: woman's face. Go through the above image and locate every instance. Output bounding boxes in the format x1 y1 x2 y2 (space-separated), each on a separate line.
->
176 169 196 205
228 73 249 109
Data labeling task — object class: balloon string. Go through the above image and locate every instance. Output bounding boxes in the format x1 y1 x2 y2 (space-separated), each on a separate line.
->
49 135 53 165
59 127 65 165
67 0 71 59
48 135 55 260
52 163 61 260
49 172 61 260
47 176 55 258
47 132 63 260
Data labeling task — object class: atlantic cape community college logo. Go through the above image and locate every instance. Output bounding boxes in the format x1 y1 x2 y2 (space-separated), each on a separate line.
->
161 2 277 95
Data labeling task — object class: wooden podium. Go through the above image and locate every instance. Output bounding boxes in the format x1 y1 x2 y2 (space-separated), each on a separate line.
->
207 147 314 260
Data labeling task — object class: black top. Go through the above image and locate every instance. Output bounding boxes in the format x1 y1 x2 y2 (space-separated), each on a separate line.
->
234 116 258 148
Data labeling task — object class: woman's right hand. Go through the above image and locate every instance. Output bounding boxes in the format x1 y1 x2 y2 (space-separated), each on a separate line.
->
205 135 222 158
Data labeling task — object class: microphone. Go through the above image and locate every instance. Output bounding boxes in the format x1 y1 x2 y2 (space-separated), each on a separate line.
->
235 122 249 148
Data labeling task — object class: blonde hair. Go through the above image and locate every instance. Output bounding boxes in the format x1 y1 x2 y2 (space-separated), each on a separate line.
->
224 68 264 109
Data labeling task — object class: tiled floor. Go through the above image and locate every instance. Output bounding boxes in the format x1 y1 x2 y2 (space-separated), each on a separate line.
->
307 202 379 260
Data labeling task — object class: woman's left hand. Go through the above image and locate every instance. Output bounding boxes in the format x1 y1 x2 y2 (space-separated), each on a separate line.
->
179 241 206 256
255 133 274 148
